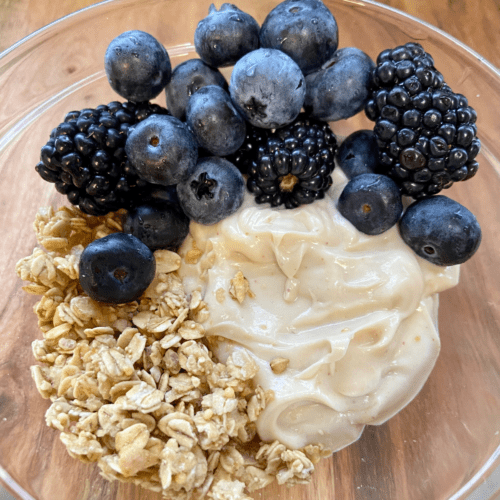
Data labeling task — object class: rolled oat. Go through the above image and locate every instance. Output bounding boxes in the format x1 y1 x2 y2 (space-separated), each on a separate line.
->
16 206 330 500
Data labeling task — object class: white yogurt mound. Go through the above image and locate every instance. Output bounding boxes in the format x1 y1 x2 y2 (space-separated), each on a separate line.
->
178 168 459 453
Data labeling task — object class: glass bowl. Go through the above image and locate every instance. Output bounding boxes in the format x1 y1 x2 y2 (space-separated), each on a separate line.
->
1 1 499 499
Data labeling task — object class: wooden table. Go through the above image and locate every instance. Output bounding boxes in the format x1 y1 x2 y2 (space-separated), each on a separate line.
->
1 0 499 69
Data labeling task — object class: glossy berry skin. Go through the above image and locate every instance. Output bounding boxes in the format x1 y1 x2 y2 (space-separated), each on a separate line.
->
304 48 375 121
177 157 245 225
336 130 379 179
223 122 270 175
194 3 260 68
186 85 246 156
365 42 480 199
79 232 155 304
34 101 169 216
105 30 171 103
125 114 198 186
399 195 481 266
165 59 228 120
229 48 305 129
124 203 190 252
338 173 403 235
245 114 337 209
259 0 339 76
141 184 180 206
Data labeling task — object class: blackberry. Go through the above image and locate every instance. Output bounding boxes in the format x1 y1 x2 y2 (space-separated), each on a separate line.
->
35 101 169 216
365 43 480 199
224 121 270 175
245 114 337 209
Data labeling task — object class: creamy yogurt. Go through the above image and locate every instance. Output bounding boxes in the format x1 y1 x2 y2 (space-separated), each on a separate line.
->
178 168 459 452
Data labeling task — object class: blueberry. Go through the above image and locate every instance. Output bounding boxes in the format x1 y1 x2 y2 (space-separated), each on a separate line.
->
338 173 403 235
79 232 155 304
142 184 180 206
165 59 228 120
124 203 190 252
194 3 260 68
229 48 305 129
186 85 246 156
304 47 375 121
125 114 198 186
105 30 171 103
259 0 339 76
336 130 380 179
177 157 245 225
399 195 481 266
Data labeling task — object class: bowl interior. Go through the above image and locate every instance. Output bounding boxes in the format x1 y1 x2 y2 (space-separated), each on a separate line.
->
1 1 500 499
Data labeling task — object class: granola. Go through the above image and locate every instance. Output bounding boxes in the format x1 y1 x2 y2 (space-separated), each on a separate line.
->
16 206 330 499
228 271 255 304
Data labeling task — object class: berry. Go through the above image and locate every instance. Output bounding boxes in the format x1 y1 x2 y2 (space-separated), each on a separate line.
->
194 3 260 68
125 114 198 186
105 30 171 103
304 47 375 121
229 48 306 129
79 232 155 304
165 58 228 120
35 101 169 216
141 184 180 206
245 114 337 209
399 195 481 265
259 0 339 76
365 42 480 198
124 202 190 252
177 157 245 225
223 122 270 175
336 130 379 179
337 173 403 235
186 85 246 156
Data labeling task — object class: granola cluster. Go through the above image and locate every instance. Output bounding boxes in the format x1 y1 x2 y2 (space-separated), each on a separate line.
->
16 205 330 499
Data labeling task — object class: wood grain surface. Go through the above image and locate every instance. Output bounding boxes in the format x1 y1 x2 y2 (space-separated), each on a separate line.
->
1 2 500 500
1 0 499 68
